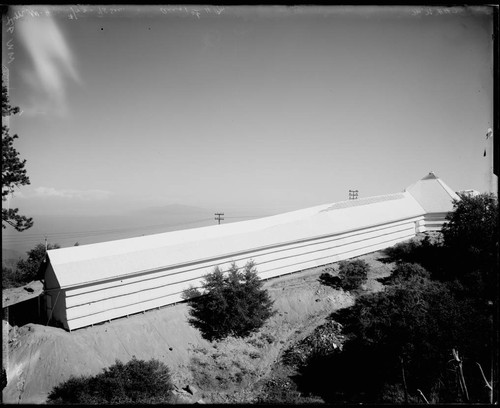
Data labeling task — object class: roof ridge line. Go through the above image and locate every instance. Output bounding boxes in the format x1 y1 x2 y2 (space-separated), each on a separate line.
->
330 191 405 205
435 177 458 199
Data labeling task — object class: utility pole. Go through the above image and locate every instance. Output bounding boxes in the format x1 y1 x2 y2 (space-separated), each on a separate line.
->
214 212 224 225
349 190 358 200
44 235 48 251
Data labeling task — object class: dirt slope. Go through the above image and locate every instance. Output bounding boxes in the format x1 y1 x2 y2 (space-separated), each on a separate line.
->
3 303 210 404
2 250 394 404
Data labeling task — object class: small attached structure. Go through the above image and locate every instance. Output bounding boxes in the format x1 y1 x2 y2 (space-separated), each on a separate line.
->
2 281 44 327
43 173 459 331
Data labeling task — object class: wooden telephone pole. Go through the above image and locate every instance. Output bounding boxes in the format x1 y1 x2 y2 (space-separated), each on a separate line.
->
215 213 224 225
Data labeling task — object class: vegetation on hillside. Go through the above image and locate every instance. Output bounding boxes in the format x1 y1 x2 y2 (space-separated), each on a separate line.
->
183 261 275 341
2 243 60 289
47 357 174 404
319 259 370 291
266 192 498 404
386 193 498 297
337 259 369 290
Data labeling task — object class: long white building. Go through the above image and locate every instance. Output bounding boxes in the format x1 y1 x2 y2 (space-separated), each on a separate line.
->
43 172 459 331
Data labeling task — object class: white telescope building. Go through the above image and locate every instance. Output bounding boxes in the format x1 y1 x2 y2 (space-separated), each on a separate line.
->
43 172 459 331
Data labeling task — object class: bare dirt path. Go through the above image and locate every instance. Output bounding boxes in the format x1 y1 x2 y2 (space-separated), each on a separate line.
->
2 250 394 404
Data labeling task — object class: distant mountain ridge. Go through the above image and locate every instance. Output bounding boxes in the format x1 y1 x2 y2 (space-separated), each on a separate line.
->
2 204 217 258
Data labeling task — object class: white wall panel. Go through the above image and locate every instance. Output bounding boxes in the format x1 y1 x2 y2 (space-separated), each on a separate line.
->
67 292 185 330
66 220 415 309
61 216 424 296
423 212 449 231
63 222 416 330
64 219 417 307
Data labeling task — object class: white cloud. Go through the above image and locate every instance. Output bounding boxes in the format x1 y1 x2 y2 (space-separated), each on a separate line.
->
34 187 113 200
16 9 81 116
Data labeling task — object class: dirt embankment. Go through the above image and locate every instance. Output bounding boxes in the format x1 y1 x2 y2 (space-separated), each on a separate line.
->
2 250 394 404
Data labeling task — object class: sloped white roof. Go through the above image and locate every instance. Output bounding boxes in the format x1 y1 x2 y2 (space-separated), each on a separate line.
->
405 172 460 213
46 191 426 289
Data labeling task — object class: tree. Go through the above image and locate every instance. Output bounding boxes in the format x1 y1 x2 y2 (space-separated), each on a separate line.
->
442 193 498 265
16 243 60 285
183 261 275 341
441 193 498 297
47 357 174 404
2 83 32 231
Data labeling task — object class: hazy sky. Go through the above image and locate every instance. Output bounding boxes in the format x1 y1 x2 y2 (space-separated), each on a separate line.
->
2 5 495 252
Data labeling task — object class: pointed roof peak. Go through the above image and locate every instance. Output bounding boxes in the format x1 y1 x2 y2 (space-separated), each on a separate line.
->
421 172 438 180
405 173 459 213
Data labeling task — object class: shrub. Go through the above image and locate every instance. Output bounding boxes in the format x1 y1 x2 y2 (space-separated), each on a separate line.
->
319 271 341 287
183 261 275 341
337 259 369 291
382 262 430 285
46 357 174 404
392 262 430 280
383 236 446 273
383 238 422 263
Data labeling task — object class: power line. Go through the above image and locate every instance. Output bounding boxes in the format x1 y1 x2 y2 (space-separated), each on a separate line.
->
4 219 184 239
8 222 171 241
2 213 277 247
3 212 277 242
2 217 215 244
10 217 214 238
